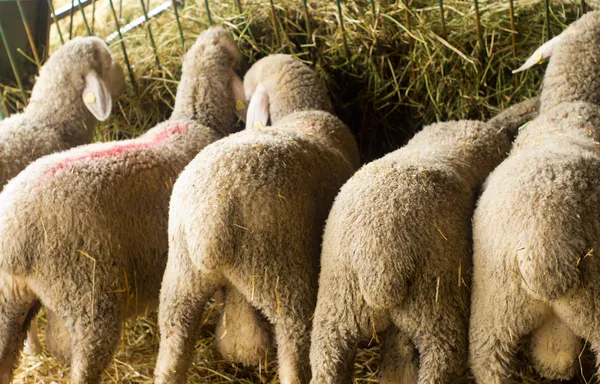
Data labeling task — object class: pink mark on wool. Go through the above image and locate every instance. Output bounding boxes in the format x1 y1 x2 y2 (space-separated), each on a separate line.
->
46 124 188 177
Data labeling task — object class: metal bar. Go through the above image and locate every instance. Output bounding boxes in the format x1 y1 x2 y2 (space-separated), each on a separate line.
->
91 0 96 33
269 0 281 47
52 0 92 22
139 0 161 65
106 1 172 43
0 21 27 104
302 0 312 43
15 0 42 68
204 0 213 25
404 0 410 30
47 0 65 43
509 0 516 58
336 0 350 58
0 92 7 120
69 0 74 39
438 0 446 36
76 0 93 36
107 0 137 90
545 0 552 39
474 0 483 51
172 0 186 50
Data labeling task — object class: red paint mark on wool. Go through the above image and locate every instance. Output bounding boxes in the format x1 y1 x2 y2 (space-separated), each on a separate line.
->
47 124 188 176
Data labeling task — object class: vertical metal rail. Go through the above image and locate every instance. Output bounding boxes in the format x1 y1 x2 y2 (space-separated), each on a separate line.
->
69 0 75 39
0 21 27 104
269 0 281 48
172 0 186 50
108 0 137 90
204 0 213 25
473 0 483 51
438 0 446 36
203 0 213 27
335 0 350 58
403 0 410 30
302 0 312 42
15 0 42 68
545 0 552 39
91 0 97 34
76 0 93 36
0 92 6 120
47 0 65 44
139 0 160 65
509 0 516 58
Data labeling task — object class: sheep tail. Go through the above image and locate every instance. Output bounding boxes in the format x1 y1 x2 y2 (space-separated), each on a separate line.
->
355 247 416 310
488 96 541 139
516 235 582 301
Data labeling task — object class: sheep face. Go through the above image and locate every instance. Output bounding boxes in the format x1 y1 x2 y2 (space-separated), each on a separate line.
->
0 274 39 384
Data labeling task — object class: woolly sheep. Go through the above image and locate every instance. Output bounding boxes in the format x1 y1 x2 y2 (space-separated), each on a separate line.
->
0 26 245 384
0 36 124 189
0 36 124 356
308 96 540 384
154 54 360 384
469 11 600 383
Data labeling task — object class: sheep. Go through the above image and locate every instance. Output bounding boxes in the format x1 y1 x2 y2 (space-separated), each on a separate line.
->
308 96 540 384
469 11 600 383
0 36 124 357
153 54 361 384
0 26 246 384
0 36 125 189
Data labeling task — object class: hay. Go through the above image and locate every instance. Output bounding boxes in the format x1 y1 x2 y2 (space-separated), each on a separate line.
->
1 0 593 159
2 0 599 382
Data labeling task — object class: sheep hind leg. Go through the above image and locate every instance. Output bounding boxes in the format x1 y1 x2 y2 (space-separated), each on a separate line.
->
469 290 547 384
379 327 418 384
529 314 581 380
216 285 271 366
23 318 42 355
309 277 369 384
228 268 315 384
551 290 600 382
154 255 220 384
68 300 122 384
45 308 72 361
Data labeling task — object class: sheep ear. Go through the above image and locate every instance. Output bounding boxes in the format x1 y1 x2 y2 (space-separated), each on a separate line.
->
246 85 269 130
513 34 564 74
232 74 247 123
82 71 112 121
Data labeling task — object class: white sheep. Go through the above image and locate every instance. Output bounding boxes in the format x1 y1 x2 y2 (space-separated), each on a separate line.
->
0 36 124 357
153 54 360 384
469 10 600 383
308 96 540 384
0 26 245 384
0 36 124 189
